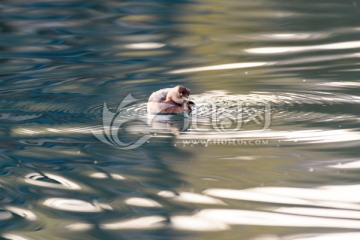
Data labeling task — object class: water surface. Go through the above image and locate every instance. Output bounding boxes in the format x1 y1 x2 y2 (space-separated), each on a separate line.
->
1 0 360 239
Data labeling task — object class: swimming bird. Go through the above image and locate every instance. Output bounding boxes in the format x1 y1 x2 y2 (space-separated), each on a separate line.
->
147 85 195 114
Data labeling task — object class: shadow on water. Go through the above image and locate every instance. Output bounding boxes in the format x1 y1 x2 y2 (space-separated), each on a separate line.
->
0 0 360 239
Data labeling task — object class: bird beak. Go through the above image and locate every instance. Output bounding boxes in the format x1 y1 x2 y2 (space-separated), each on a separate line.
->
182 96 190 102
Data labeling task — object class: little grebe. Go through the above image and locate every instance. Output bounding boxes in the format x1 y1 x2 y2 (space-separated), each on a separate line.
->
147 85 195 114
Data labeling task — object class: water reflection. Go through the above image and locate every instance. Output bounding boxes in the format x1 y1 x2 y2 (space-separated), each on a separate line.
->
24 172 81 190
89 172 126 180
282 232 360 240
204 184 360 210
125 197 163 208
64 223 93 231
171 215 229 231
1 0 360 239
124 42 165 50
169 62 268 74
101 216 166 230
327 159 360 169
147 113 191 134
158 191 225 205
43 198 112 212
5 207 37 221
178 208 360 230
245 40 360 54
2 234 33 240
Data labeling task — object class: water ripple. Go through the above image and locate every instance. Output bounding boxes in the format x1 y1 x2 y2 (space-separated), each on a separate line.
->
43 198 112 212
1 0 360 239
204 184 360 210
245 40 360 54
24 172 81 190
101 216 166 230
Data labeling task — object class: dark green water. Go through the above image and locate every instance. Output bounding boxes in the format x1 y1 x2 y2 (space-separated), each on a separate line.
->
1 0 360 239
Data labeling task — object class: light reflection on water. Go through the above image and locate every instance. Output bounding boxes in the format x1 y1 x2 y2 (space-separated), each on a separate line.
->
1 0 360 239
245 40 360 54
